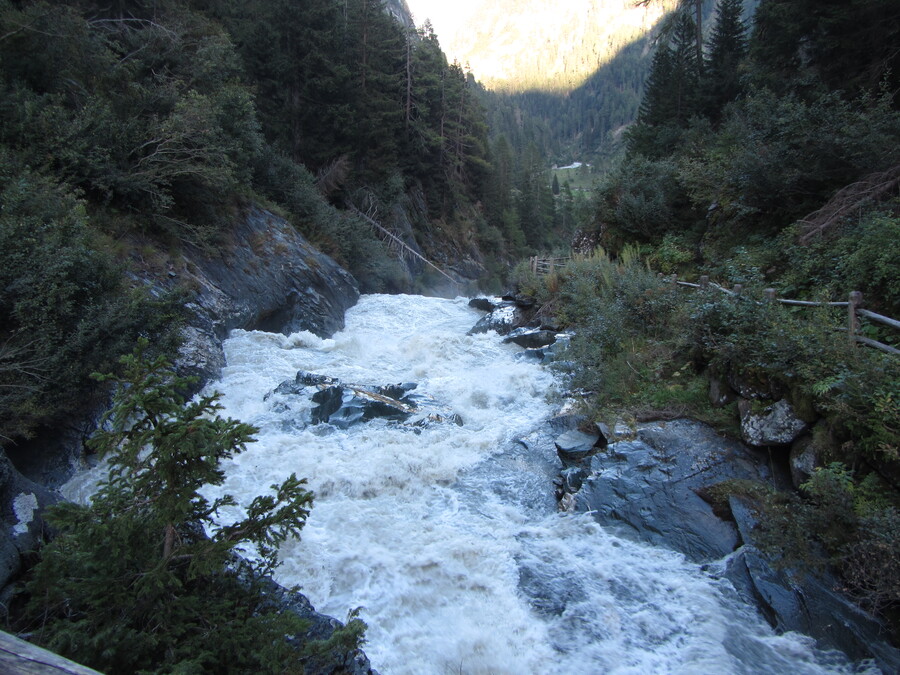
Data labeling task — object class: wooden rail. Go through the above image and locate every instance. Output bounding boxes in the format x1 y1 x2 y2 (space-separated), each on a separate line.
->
0 631 103 674
526 258 898 355
669 274 899 355
529 256 570 275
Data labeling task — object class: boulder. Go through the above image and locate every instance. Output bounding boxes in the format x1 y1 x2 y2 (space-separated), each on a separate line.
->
468 296 498 312
727 368 785 401
708 375 737 408
789 434 820 488
739 398 810 447
0 449 61 592
502 329 558 349
467 303 528 336
725 496 900 673
270 373 462 430
173 207 359 385
555 429 605 466
513 349 546 363
574 419 774 562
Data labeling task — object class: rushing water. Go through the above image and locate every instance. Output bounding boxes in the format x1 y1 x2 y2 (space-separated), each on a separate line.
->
65 294 870 674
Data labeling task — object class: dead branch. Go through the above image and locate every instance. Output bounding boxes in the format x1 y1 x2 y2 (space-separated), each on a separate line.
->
315 155 351 197
799 165 900 243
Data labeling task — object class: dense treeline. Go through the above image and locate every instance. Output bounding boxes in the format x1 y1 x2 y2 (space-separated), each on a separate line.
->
0 0 536 444
530 0 900 634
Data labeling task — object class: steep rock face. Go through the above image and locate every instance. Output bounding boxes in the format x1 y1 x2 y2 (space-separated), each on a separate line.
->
174 206 360 385
573 419 774 562
0 205 360 611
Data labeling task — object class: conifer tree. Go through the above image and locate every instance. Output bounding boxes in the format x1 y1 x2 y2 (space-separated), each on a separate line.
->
703 0 747 120
18 341 359 674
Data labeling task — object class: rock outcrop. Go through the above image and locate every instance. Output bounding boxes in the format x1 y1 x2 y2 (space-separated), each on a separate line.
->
573 419 774 562
172 206 360 385
269 371 462 430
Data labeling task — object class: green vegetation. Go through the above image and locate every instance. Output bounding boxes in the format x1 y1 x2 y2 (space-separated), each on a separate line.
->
1 0 564 446
13 341 365 673
517 246 900 622
522 0 900 631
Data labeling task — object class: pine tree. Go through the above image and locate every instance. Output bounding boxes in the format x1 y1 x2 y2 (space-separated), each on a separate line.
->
19 340 354 673
703 0 747 120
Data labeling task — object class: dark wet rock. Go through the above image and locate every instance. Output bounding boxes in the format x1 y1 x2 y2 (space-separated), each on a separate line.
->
560 467 587 493
726 497 900 673
789 435 820 488
708 375 737 408
467 303 529 336
503 329 558 349
574 420 773 562
271 373 462 430
468 296 498 312
174 206 359 385
514 348 546 363
0 449 61 592
513 293 536 308
547 414 586 434
739 398 809 447
555 429 605 467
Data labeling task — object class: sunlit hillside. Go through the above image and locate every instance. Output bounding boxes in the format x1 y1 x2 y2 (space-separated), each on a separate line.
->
407 0 677 92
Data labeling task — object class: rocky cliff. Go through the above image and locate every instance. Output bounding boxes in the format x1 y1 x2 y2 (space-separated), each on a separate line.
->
0 203 359 591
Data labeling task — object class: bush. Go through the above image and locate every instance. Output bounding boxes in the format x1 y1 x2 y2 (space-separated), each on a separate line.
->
0 164 179 441
17 342 364 673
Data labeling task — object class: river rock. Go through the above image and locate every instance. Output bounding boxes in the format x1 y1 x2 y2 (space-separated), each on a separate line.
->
467 302 528 336
468 296 498 312
574 419 773 562
555 429 605 466
271 373 462 430
0 449 61 594
739 398 810 447
726 496 900 673
502 329 558 349
175 206 359 385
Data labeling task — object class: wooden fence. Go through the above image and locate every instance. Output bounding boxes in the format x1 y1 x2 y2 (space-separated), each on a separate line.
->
529 256 570 276
526 256 899 356
672 274 899 356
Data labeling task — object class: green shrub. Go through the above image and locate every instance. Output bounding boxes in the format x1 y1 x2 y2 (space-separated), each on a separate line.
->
0 165 179 441
18 341 364 673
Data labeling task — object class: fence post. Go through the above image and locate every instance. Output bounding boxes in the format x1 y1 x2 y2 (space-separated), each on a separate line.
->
764 288 776 303
848 291 863 343
530 256 537 275
699 275 709 290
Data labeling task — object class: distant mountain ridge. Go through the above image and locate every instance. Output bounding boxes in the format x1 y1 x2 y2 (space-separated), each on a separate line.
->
409 0 676 93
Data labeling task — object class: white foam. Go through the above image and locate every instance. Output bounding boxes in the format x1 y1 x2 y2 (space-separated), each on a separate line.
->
194 294 866 674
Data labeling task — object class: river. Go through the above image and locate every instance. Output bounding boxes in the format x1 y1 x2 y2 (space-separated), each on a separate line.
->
65 293 870 673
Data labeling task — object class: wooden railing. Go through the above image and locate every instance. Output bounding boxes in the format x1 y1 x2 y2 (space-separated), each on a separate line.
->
529 256 570 275
672 274 899 356
526 257 898 355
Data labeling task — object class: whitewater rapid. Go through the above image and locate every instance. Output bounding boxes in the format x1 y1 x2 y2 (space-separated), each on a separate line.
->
65 293 870 674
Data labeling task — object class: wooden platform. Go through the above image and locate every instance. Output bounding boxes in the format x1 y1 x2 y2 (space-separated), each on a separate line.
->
0 631 102 675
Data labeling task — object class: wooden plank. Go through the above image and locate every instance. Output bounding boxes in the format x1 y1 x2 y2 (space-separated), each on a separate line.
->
853 335 900 355
777 299 850 307
0 632 103 675
858 308 900 330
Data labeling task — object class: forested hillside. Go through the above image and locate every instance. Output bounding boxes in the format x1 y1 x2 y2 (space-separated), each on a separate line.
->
517 0 900 637
0 0 539 446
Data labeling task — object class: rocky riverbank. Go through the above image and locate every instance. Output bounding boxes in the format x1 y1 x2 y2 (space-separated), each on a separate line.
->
0 205 370 673
468 295 900 673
